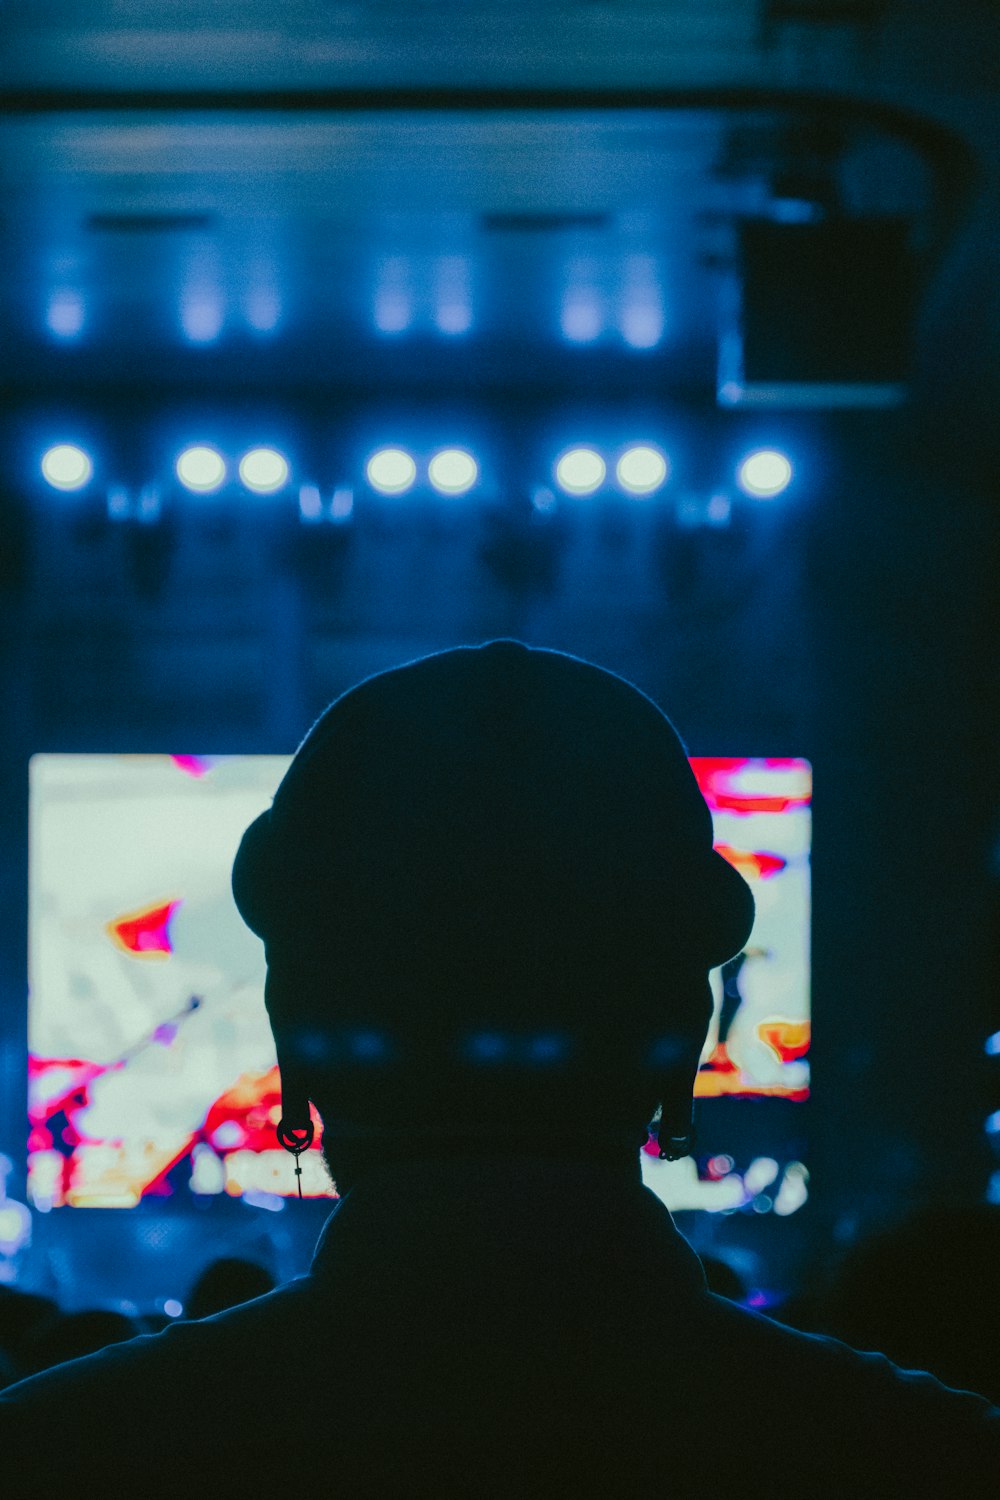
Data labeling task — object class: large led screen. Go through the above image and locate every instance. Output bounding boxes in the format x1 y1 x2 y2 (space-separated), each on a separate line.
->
28 754 810 1211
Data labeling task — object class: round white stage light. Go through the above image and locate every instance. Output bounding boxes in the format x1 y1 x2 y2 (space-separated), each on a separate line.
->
737 449 792 498
366 448 416 495
239 448 289 493
428 449 478 495
41 444 92 490
616 445 668 495
176 446 226 493
555 448 606 496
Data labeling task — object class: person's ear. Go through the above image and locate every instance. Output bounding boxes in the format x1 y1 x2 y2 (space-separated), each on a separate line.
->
274 1035 313 1132
653 973 712 1159
654 1063 697 1158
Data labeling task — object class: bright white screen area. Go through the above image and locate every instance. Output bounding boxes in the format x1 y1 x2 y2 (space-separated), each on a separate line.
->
28 755 810 1210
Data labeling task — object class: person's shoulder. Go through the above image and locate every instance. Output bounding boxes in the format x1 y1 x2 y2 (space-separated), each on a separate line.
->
689 1291 1000 1495
0 1274 313 1485
701 1286 999 1408
2 1275 311 1401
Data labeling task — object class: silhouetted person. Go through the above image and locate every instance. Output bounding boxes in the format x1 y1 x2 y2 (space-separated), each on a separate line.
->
698 1253 747 1303
0 1287 57 1383
184 1257 276 1321
816 1204 1000 1406
2 641 998 1497
23 1309 138 1376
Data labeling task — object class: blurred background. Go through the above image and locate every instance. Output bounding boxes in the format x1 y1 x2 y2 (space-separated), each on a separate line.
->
0 2 997 1360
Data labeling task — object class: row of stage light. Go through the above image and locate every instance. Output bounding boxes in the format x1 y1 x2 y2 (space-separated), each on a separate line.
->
38 442 794 504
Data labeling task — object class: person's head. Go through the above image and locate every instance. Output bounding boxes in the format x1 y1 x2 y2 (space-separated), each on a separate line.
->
185 1257 276 1321
233 641 753 1189
25 1309 137 1375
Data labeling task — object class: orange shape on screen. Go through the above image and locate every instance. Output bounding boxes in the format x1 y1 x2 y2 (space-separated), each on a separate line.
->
758 1020 811 1063
106 899 181 957
713 845 787 881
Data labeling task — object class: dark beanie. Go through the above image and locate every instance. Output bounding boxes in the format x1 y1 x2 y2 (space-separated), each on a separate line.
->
232 641 753 1060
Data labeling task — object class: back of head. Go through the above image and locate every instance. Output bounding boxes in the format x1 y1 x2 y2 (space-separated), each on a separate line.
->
825 1204 1000 1403
25 1309 138 1375
232 641 753 1147
185 1257 277 1321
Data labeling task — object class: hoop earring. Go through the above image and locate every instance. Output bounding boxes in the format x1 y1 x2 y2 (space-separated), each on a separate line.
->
658 1129 693 1162
277 1116 315 1198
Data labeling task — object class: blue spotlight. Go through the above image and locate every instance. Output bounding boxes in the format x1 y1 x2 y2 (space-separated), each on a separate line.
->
737 449 793 498
620 303 663 349
435 301 472 336
239 448 289 493
526 1034 568 1064
374 291 412 334
466 1032 508 1063
176 446 226 493
46 290 86 340
366 448 416 495
180 290 223 344
434 255 473 335
244 288 281 333
349 1031 388 1061
330 487 354 522
428 449 478 496
298 484 323 521
616 445 669 496
41 444 92 490
555 448 606 496
620 253 665 349
560 294 602 344
373 256 413 334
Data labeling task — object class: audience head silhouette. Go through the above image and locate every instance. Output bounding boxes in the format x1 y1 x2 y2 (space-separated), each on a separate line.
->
25 1310 137 1376
233 640 754 1189
185 1257 276 1322
824 1204 1000 1405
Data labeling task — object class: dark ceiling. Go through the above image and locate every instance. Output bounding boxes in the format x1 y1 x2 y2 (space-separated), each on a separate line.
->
0 2 996 401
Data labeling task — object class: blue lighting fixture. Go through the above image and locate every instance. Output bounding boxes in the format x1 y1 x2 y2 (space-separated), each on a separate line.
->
737 449 793 498
373 256 413 335
560 294 603 344
298 484 322 521
466 1032 508 1063
366 448 416 495
46 290 86 340
176 446 226 493
526 1034 567 1064
555 448 606 496
41 444 93 490
330 487 354 523
616 445 669 496
434 255 472 336
244 288 281 334
239 448 289 493
428 448 478 496
180 290 223 345
620 304 663 350
620 254 664 349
